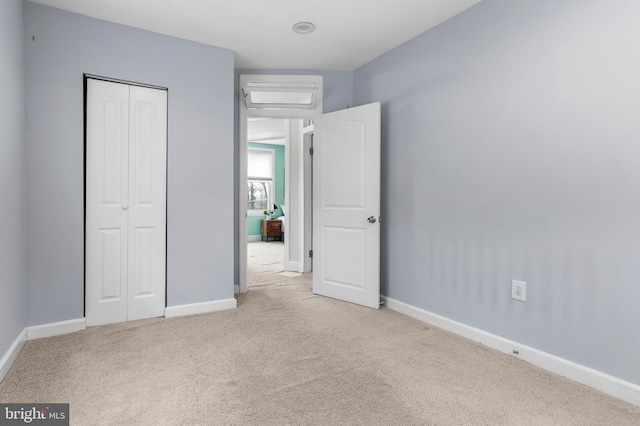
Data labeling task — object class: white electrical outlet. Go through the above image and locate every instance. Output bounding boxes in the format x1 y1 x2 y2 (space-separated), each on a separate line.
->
512 279 526 302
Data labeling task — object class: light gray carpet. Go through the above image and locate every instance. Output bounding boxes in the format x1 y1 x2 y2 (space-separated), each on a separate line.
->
1 242 639 425
247 240 286 284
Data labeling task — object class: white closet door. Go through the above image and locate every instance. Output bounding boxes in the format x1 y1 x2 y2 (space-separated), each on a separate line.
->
86 79 131 326
86 79 167 326
127 85 167 321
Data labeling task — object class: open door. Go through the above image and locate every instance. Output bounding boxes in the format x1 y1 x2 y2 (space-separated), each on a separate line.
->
312 102 381 309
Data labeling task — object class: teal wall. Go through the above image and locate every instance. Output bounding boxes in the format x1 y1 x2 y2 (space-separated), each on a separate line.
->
247 142 284 236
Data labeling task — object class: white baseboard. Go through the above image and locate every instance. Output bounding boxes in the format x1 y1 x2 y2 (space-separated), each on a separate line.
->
284 261 302 272
164 298 237 318
0 329 27 383
383 296 640 408
247 235 262 242
2 318 87 383
26 318 86 340
1 301 237 382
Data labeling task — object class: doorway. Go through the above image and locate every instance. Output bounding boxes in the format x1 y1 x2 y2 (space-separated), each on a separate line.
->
239 75 382 309
246 118 287 283
245 118 314 289
238 74 322 294
84 75 168 326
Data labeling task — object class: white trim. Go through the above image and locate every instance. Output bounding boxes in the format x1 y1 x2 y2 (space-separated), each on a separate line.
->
241 75 323 118
2 319 86 383
0 329 26 383
283 119 292 276
383 296 640 408
239 100 249 293
164 298 237 318
247 235 262 242
284 261 303 273
302 128 313 273
290 119 307 275
244 87 319 111
26 318 86 340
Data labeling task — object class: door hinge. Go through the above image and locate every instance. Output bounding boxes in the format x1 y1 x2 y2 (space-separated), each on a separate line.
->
309 147 314 155
309 250 313 258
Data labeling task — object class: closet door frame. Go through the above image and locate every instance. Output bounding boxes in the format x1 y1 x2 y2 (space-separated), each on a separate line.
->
83 74 168 325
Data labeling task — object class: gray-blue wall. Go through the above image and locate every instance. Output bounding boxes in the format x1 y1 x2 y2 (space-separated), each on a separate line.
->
0 0 27 358
24 2 235 326
354 0 640 385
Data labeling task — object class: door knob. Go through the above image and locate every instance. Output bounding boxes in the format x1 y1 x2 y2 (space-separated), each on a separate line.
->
367 216 377 224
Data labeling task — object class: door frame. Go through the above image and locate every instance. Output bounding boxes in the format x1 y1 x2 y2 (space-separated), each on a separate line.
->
302 123 314 273
83 73 169 318
238 74 323 294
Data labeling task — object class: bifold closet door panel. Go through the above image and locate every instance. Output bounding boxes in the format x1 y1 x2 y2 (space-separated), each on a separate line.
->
126 85 167 321
85 79 130 326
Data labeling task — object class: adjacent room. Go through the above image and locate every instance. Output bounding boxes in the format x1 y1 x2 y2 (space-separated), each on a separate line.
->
1 0 640 424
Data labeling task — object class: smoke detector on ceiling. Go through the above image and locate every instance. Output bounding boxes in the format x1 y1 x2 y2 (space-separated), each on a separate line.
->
292 22 316 35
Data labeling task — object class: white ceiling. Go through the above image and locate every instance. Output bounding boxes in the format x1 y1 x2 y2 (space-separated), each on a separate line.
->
248 118 286 144
29 0 481 70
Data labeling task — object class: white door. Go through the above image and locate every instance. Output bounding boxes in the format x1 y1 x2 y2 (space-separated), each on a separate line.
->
312 102 381 309
86 79 167 326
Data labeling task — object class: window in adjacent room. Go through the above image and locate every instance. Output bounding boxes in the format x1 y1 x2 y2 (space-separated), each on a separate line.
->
247 147 275 215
